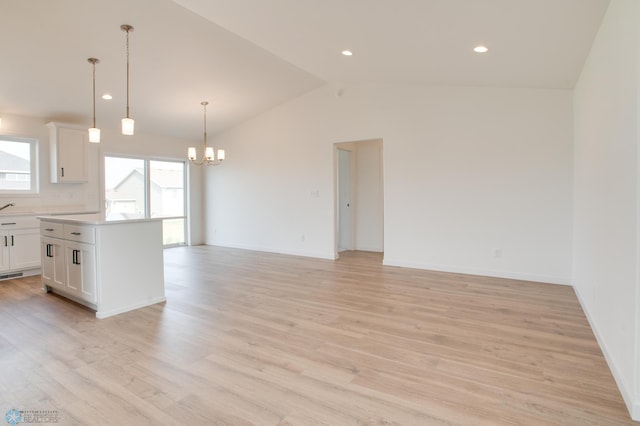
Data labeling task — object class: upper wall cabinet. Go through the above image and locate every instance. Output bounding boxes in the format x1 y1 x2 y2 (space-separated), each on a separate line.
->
47 122 88 183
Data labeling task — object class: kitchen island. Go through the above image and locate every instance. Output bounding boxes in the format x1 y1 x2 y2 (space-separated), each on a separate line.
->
38 213 165 318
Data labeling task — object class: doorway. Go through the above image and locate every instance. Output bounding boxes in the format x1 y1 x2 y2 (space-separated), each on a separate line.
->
334 139 384 258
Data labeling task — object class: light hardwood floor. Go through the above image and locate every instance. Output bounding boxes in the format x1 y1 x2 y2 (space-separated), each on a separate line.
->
0 246 635 425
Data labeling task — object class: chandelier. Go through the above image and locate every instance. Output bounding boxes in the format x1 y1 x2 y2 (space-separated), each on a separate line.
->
188 101 225 166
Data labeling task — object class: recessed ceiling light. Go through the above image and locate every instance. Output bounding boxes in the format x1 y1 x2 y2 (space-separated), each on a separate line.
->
473 45 489 53
341 50 353 56
102 94 113 100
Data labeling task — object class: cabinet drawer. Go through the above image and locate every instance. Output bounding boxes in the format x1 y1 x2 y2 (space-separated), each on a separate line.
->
40 222 64 239
63 225 95 244
1 216 40 229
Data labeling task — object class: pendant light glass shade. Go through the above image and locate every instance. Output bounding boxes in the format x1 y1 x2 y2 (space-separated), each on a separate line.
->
121 118 134 135
121 24 134 135
87 57 100 143
88 127 101 143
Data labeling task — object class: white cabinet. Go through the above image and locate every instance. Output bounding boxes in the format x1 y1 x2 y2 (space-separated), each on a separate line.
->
41 236 66 290
0 217 41 276
40 222 96 305
64 241 96 304
47 122 88 183
39 216 165 318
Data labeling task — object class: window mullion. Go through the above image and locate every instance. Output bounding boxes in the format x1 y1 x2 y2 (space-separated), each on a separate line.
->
145 159 151 219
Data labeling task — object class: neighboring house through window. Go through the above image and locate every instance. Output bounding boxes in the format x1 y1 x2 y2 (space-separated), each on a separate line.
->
0 137 38 193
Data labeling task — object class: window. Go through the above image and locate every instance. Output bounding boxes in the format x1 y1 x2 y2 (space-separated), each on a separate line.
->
104 156 186 247
0 136 38 193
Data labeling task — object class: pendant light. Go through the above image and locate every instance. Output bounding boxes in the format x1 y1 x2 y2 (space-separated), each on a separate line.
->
121 24 134 135
188 101 225 166
87 58 100 143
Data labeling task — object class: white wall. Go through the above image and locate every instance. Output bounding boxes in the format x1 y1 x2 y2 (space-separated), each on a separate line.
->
206 83 574 284
573 0 640 420
0 113 204 244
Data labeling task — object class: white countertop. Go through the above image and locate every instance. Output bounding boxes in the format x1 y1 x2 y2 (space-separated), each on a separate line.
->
0 209 96 217
37 213 164 225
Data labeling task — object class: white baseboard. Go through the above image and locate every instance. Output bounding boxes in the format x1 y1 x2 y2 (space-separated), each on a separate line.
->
207 241 336 260
573 286 639 422
381 258 571 286
96 297 167 319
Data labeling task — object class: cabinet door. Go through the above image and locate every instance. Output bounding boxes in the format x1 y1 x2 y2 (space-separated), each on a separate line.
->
65 241 96 304
49 124 88 183
0 233 10 272
10 229 41 270
41 237 65 289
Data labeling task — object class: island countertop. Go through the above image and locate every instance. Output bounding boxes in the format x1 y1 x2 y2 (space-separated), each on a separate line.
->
37 213 164 225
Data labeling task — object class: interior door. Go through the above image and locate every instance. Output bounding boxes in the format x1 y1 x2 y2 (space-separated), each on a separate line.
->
337 149 353 251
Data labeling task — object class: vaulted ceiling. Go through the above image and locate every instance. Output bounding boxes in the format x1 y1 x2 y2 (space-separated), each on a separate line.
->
0 0 610 142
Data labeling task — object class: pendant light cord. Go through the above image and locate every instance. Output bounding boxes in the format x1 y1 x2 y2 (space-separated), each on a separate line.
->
87 57 99 129
92 60 97 128
203 101 208 151
125 27 131 119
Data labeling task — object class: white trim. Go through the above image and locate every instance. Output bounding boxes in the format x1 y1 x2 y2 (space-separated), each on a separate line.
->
208 242 336 260
96 296 167 319
382 257 571 285
353 245 383 253
574 285 639 421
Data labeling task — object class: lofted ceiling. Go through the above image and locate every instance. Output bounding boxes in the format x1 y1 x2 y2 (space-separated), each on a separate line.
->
0 0 610 142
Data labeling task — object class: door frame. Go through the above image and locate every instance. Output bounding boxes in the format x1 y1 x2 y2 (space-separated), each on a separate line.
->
333 139 385 259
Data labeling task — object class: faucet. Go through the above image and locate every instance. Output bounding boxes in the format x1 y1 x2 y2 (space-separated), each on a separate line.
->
0 202 15 212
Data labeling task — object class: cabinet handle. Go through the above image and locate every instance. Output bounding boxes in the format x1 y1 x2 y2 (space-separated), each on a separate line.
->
1 222 16 226
11 235 14 246
45 228 55 232
72 249 81 265
61 167 64 177
3 236 6 247
46 244 52 257
70 232 81 235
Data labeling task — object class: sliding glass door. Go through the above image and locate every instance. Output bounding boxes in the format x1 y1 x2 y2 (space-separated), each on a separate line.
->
149 160 185 246
104 156 186 246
